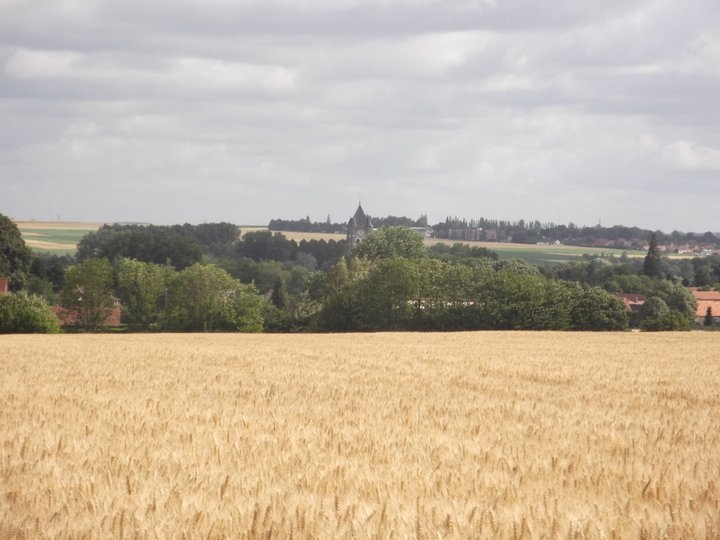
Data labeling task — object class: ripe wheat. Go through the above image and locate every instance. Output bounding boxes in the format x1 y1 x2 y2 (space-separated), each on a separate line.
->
1 332 718 539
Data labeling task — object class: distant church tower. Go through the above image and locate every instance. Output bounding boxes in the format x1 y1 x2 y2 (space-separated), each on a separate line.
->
346 203 374 255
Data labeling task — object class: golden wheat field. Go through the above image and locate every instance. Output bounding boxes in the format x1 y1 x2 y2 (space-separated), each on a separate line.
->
1 332 719 540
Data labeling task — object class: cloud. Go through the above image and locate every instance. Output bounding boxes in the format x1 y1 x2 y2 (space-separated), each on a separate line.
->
664 140 720 171
4 48 297 98
1 0 719 231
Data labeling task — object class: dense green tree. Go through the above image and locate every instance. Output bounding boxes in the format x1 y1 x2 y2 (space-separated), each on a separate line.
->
475 269 552 329
77 225 202 270
357 256 421 330
604 274 655 296
229 285 265 333
29 253 74 294
639 296 691 331
270 277 289 309
236 231 298 262
268 216 344 233
426 242 497 264
675 259 695 286
652 281 696 324
352 226 426 262
694 263 714 287
643 232 663 278
704 306 714 327
309 257 347 300
410 259 486 330
493 258 540 276
225 258 309 295
0 214 32 291
314 285 363 331
540 280 578 330
312 257 372 331
264 291 320 333
431 260 476 304
166 263 263 332
294 251 318 271
172 222 240 258
60 258 115 331
116 258 174 330
298 239 346 269
569 287 628 331
0 293 61 333
25 275 58 304
320 257 349 297
308 256 372 302
639 296 669 328
312 253 633 332
690 255 720 287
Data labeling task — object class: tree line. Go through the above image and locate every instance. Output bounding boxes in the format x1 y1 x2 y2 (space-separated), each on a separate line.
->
269 214 430 234
0 213 708 334
270 213 720 250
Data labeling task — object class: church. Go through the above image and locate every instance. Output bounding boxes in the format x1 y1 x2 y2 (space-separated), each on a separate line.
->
346 203 374 255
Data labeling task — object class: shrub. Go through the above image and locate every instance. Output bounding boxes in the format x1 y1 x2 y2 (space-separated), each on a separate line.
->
0 293 61 334
641 311 691 331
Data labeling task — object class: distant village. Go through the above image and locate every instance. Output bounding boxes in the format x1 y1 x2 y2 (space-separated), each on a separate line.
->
270 210 720 257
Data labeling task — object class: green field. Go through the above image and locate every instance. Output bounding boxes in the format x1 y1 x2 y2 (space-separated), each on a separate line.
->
426 238 647 265
16 221 102 255
489 244 641 264
21 228 91 245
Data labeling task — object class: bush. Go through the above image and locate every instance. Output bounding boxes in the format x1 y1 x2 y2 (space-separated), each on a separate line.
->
641 311 691 331
0 293 61 333
638 296 691 331
570 287 629 331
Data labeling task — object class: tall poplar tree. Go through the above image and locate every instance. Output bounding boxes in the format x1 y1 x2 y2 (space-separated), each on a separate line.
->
643 232 662 278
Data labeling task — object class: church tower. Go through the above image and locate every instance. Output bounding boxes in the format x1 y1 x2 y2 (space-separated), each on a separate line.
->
346 203 374 255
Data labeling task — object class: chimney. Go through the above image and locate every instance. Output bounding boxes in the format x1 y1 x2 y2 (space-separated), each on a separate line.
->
0 277 8 294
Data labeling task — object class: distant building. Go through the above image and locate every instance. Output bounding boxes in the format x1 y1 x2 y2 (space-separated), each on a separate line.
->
410 227 433 239
346 204 374 255
49 305 122 329
448 228 484 242
617 293 646 314
689 288 720 324
0 276 8 294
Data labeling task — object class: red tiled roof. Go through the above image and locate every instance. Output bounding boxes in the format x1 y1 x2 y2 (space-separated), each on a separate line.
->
617 293 646 303
689 289 720 318
695 300 720 318
50 306 122 328
616 293 646 312
692 291 720 301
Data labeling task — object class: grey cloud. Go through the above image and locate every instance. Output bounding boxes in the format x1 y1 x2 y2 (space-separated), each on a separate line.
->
2 0 719 230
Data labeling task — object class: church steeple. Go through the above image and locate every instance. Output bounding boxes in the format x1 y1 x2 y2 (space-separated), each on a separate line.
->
350 203 372 229
347 203 374 255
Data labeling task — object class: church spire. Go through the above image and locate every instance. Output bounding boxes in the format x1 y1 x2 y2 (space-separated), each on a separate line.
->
347 203 373 255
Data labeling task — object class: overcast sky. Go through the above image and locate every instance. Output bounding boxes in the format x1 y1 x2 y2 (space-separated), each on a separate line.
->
1 0 719 232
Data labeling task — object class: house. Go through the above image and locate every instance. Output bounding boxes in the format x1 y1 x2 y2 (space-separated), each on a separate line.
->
617 293 646 314
346 203 374 255
617 293 646 326
49 304 122 329
0 276 8 294
410 226 433 239
448 228 484 241
689 288 720 324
